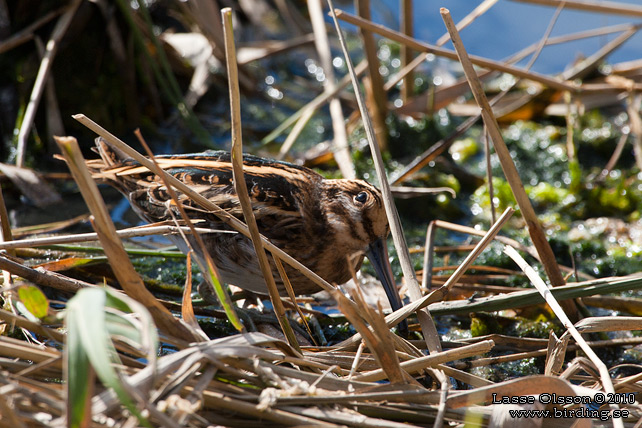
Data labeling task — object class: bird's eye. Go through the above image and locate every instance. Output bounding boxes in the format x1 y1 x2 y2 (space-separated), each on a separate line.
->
354 191 368 203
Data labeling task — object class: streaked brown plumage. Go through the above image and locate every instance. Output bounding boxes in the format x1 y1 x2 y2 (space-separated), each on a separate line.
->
87 138 402 312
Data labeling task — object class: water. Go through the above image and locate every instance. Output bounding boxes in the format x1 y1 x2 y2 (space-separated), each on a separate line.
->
356 0 642 75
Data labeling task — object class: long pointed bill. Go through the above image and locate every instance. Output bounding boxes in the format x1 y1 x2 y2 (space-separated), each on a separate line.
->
365 237 403 315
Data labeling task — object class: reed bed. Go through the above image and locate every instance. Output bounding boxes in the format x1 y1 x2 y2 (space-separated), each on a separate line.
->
2 0 642 426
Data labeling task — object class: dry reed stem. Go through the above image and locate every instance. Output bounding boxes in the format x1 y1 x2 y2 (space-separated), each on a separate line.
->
306 0 354 179
510 0 642 17
0 253 94 293
504 245 623 427
354 339 495 382
337 207 514 350
327 0 440 352
222 7 300 351
440 8 577 318
355 0 388 150
54 136 200 344
428 273 642 316
385 0 499 94
563 28 639 81
263 60 367 145
545 331 570 376
0 185 15 293
278 107 315 159
0 8 61 54
16 0 81 168
334 9 577 93
399 0 413 101
0 225 224 250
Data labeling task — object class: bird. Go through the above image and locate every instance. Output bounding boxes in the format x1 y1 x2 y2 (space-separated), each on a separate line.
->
86 138 403 315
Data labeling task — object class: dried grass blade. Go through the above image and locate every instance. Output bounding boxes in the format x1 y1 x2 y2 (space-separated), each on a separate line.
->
562 26 638 81
222 7 300 352
331 286 408 384
54 136 200 343
274 257 315 343
180 253 200 332
574 316 642 333
504 245 623 427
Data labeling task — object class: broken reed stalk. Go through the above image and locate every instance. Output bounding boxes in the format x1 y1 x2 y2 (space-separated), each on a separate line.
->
221 7 300 352
54 136 200 344
504 246 623 428
439 8 579 319
327 0 441 353
332 287 407 384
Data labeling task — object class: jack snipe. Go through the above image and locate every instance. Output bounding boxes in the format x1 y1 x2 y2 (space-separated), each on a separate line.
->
87 138 402 313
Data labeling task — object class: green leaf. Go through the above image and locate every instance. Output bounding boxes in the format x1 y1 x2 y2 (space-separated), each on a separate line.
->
17 285 48 319
66 311 93 428
65 288 154 427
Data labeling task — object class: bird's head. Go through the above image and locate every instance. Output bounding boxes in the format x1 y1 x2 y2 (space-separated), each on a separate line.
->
322 179 402 313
